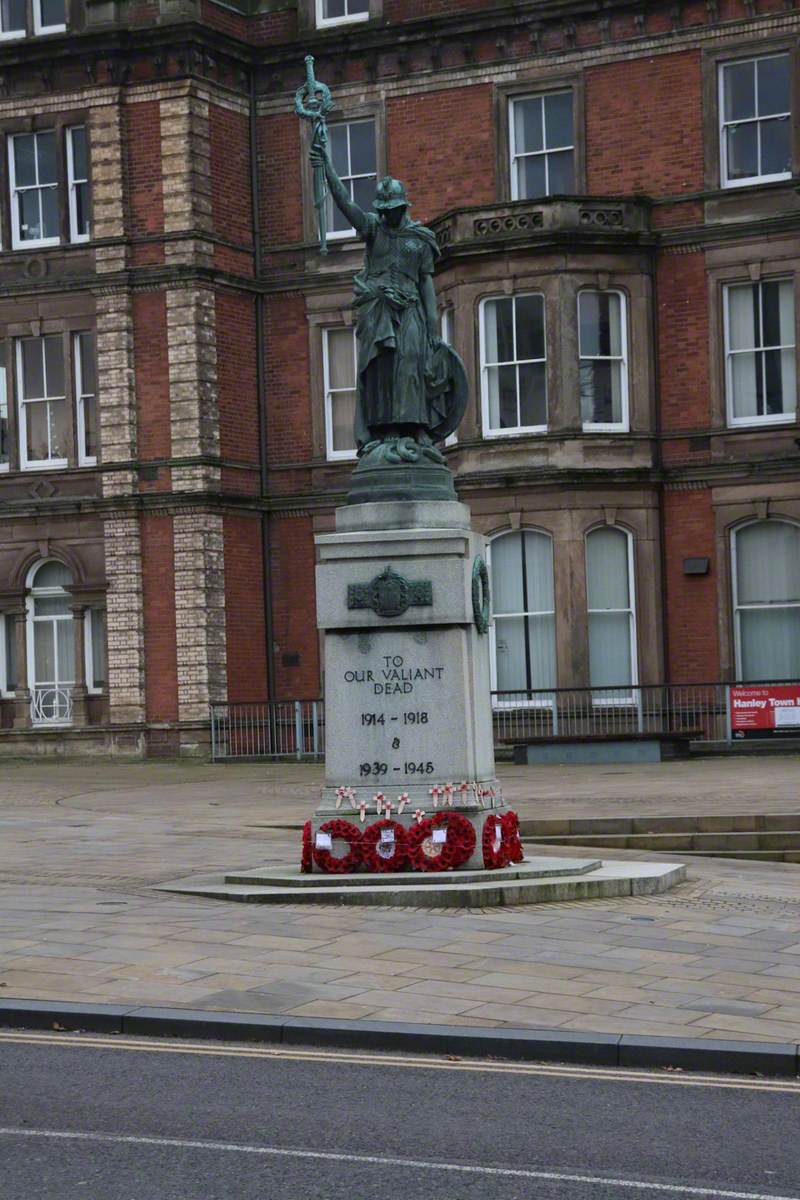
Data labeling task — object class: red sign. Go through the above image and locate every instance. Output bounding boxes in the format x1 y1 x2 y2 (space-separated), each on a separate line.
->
730 685 800 738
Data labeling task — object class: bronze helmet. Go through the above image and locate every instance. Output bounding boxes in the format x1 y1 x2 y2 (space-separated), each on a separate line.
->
374 176 410 210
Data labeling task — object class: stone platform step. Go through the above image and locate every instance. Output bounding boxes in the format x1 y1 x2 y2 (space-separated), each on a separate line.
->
520 813 800 837
223 858 601 889
156 858 686 908
522 825 800 861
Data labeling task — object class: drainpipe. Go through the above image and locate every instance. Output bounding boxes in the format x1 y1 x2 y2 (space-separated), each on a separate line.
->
251 66 276 701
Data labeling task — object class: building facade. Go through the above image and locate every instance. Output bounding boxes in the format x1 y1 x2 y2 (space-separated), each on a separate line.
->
0 0 798 755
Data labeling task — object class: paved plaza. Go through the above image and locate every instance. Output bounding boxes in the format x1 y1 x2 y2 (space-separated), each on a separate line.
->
3 757 800 1041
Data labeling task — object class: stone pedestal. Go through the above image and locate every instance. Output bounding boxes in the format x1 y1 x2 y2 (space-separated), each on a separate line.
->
310 499 508 873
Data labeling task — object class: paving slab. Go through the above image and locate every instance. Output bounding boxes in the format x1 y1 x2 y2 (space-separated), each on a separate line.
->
0 758 800 1046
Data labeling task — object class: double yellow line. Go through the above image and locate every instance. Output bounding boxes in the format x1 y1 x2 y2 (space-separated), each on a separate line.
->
1 1028 799 1094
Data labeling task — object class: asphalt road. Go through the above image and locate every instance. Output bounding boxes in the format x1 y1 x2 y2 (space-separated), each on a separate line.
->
1 1031 800 1200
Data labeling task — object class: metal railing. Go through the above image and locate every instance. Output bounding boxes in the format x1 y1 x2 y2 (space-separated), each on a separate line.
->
211 699 324 761
31 685 73 726
211 683 799 761
491 684 731 746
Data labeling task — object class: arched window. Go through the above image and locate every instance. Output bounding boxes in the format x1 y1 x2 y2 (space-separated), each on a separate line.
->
489 530 556 698
733 520 800 681
585 526 638 693
26 559 75 724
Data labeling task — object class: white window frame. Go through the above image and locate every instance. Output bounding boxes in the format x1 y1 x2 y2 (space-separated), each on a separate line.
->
26 559 75 727
487 529 557 709
322 325 358 462
579 289 630 433
509 90 574 201
0 1 26 40
731 518 800 682
16 335 68 471
66 125 89 243
585 525 639 705
719 54 792 189
74 331 96 467
315 0 369 28
479 292 548 438
441 307 457 448
325 117 376 241
8 130 60 250
723 277 796 428
0 362 9 473
33 0 66 34
84 608 105 695
0 613 15 697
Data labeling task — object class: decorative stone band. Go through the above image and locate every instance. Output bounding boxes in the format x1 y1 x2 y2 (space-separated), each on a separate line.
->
347 566 433 618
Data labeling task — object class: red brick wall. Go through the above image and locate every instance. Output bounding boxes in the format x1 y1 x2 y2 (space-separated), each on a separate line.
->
216 290 260 492
387 85 495 220
657 251 710 435
141 515 179 722
259 114 303 245
265 293 312 467
133 291 171 492
385 0 491 19
663 488 719 682
270 514 319 698
125 101 164 238
224 515 269 702
210 104 253 251
586 50 704 196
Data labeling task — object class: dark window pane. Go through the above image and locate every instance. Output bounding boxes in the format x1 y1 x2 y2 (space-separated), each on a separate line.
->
44 336 64 396
36 132 57 185
760 118 791 176
18 189 41 240
763 349 786 415
727 121 758 179
724 60 756 121
544 91 573 149
519 154 546 199
513 97 543 156
21 340 44 399
82 394 97 458
49 397 67 458
0 367 7 467
13 135 36 187
348 0 369 11
351 175 373 212
69 127 87 180
580 360 615 424
496 365 518 428
324 0 345 17
484 298 514 364
78 332 97 395
41 186 58 239
91 610 106 689
547 149 574 194
757 54 790 116
1 0 25 31
515 294 545 361
762 281 784 348
40 0 66 23
74 181 90 236
328 124 349 175
580 292 602 357
5 615 16 690
518 362 547 426
348 120 375 175
26 401 48 459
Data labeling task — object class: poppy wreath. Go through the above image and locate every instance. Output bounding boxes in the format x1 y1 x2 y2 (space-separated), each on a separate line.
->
482 813 511 870
301 820 313 874
312 818 362 874
501 810 524 864
360 819 409 873
408 811 476 872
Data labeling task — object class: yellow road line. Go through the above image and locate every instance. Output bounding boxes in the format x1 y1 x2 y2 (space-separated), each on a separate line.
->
0 1028 798 1093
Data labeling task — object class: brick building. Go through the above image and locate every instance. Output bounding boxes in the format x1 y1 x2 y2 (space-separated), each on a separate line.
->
0 0 798 755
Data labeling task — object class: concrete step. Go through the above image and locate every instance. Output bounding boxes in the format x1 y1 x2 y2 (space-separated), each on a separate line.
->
526 831 800 852
225 857 601 889
519 813 800 837
156 859 686 908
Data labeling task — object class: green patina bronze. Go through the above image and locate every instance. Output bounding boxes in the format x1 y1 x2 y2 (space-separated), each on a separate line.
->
297 57 467 504
347 566 433 618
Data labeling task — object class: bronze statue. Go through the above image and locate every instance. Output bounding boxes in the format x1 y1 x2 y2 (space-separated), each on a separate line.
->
297 58 466 501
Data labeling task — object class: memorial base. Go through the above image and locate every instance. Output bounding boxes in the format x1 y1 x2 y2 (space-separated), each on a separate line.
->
308 497 512 876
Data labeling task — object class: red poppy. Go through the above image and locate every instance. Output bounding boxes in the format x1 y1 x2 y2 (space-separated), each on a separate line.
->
360 819 409 873
408 811 476 872
482 813 511 869
301 820 313 873
311 818 362 874
502 810 524 864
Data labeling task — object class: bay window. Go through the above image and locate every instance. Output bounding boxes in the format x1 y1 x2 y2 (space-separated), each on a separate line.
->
586 526 638 695
724 278 796 426
480 293 547 435
579 290 629 430
489 530 556 697
733 520 800 681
